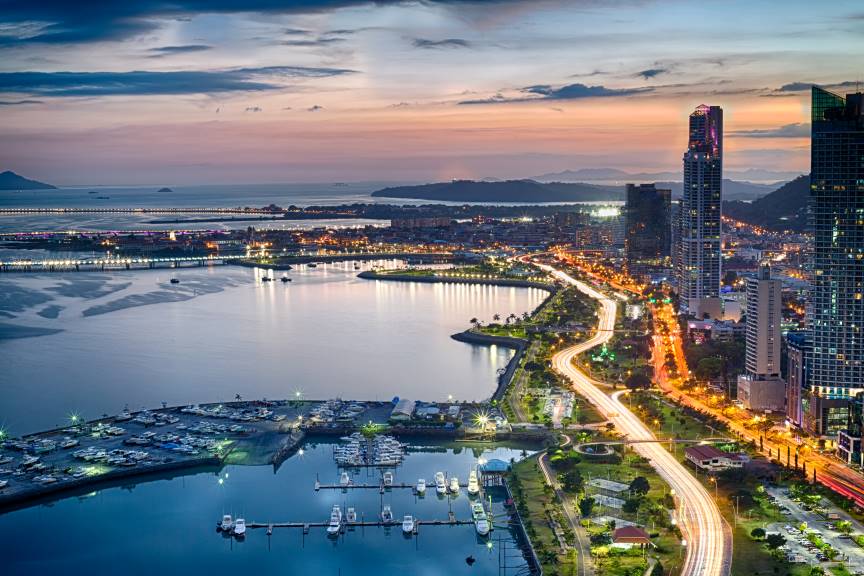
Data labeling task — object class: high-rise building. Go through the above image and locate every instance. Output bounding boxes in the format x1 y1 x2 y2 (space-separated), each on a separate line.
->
624 183 671 276
737 265 785 412
785 331 811 428
839 393 863 467
807 86 864 437
677 104 723 318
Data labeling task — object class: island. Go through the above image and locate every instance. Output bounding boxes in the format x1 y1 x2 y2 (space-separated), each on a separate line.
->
0 170 56 190
372 179 621 203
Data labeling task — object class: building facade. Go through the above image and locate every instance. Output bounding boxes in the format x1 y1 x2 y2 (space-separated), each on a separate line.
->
808 87 864 438
677 104 723 318
624 183 671 276
785 331 811 428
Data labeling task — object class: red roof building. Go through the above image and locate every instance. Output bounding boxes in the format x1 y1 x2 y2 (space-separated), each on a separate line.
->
612 526 652 549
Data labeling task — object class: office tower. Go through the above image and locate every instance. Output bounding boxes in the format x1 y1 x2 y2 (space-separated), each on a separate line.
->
839 393 863 466
808 86 864 437
624 184 671 277
785 331 811 428
737 265 785 412
677 104 723 318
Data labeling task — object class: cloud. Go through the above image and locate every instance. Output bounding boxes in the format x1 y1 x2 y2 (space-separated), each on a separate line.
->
148 44 212 56
459 82 652 104
729 123 810 138
307 104 324 112
412 38 472 49
0 99 43 105
0 1 522 45
636 67 667 79
776 80 859 93
0 66 354 97
245 106 262 112
282 36 345 47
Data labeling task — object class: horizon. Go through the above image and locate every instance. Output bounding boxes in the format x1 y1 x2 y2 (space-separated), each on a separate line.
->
2 1 861 185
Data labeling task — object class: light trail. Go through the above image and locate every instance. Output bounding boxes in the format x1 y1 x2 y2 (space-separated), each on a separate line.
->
538 262 732 576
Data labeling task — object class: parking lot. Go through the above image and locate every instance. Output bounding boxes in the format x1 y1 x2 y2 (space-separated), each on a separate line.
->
766 486 864 574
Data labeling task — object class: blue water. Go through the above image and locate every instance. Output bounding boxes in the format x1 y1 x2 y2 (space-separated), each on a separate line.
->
0 440 534 575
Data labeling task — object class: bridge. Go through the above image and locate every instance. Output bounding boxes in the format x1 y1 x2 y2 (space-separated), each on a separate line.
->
0 251 454 273
0 207 339 216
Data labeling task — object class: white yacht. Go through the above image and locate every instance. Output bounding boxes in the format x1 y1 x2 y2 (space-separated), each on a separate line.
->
346 507 357 524
449 476 460 494
220 514 234 532
327 505 342 536
383 471 394 487
401 515 415 534
0 480 7 489
233 518 246 537
435 472 447 494
60 438 79 449
472 503 490 536
339 471 351 487
467 470 480 495
381 505 394 524
416 478 426 494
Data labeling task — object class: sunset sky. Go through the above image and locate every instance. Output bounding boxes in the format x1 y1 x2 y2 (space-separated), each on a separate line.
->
1 0 862 185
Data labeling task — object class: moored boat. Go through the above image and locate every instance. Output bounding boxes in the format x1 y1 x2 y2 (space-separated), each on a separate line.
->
435 472 447 494
381 504 394 524
449 476 460 494
416 478 426 494
327 505 342 536
401 515 415 534
467 470 480 495
220 514 234 532
233 518 246 537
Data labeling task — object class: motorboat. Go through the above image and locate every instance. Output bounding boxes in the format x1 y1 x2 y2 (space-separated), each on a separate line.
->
115 409 133 422
220 514 234 532
307 263 318 268
170 278 180 284
435 472 447 494
340 471 351 487
467 470 480 495
327 505 342 536
0 480 7 489
60 438 79 449
0 456 13 466
261 276 272 282
472 502 490 536
281 276 291 283
402 515 415 534
381 505 394 524
416 478 426 494
233 518 246 537
346 507 357 524
383 471 394 487
449 476 460 494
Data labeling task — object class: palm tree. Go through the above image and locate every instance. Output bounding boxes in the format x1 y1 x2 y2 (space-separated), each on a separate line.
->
493 313 501 322
470 317 480 329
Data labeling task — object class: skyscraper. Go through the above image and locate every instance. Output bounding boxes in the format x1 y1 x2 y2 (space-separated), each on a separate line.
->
624 183 671 276
738 265 785 412
677 104 723 318
808 86 864 437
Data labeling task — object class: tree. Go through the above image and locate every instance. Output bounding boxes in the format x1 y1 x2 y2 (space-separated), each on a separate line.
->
625 371 652 391
808 568 825 576
629 476 651 496
764 533 786 550
561 469 585 493
622 498 641 514
750 527 766 540
835 520 853 535
578 496 595 517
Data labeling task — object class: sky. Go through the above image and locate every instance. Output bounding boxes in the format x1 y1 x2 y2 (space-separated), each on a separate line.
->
0 0 862 186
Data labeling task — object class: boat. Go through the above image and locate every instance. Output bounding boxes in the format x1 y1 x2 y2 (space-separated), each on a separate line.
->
381 505 394 524
354 263 361 270
281 276 291 283
307 263 318 268
383 471 394 487
435 472 447 494
261 276 272 282
233 518 246 537
327 505 342 536
467 470 480 495
0 456 12 466
472 502 490 536
346 507 357 524
449 476 460 494
60 438 79 449
0 480 7 489
340 471 351 487
416 478 426 494
170 278 180 284
115 409 133 422
220 514 234 532
402 515 415 534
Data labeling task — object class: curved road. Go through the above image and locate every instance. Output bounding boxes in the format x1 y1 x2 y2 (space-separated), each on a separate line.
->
539 263 732 576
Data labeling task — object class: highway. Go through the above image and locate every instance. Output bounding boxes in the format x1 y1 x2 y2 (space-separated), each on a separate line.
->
538 262 732 576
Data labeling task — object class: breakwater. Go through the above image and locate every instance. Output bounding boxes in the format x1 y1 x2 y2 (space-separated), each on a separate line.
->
358 270 555 292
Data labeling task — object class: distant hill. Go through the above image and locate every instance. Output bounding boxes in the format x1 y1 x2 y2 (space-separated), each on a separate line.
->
533 167 800 187
723 174 810 231
371 179 622 203
0 170 56 190
654 179 776 201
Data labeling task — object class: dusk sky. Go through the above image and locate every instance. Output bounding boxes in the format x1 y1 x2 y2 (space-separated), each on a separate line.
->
1 0 862 185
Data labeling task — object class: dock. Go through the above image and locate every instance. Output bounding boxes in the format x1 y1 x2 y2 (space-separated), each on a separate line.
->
246 517 474 530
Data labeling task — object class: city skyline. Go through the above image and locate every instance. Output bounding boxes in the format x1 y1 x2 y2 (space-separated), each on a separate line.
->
1 0 863 185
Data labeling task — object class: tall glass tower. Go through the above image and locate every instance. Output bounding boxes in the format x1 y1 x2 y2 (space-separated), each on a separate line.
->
677 104 723 317
809 86 864 437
